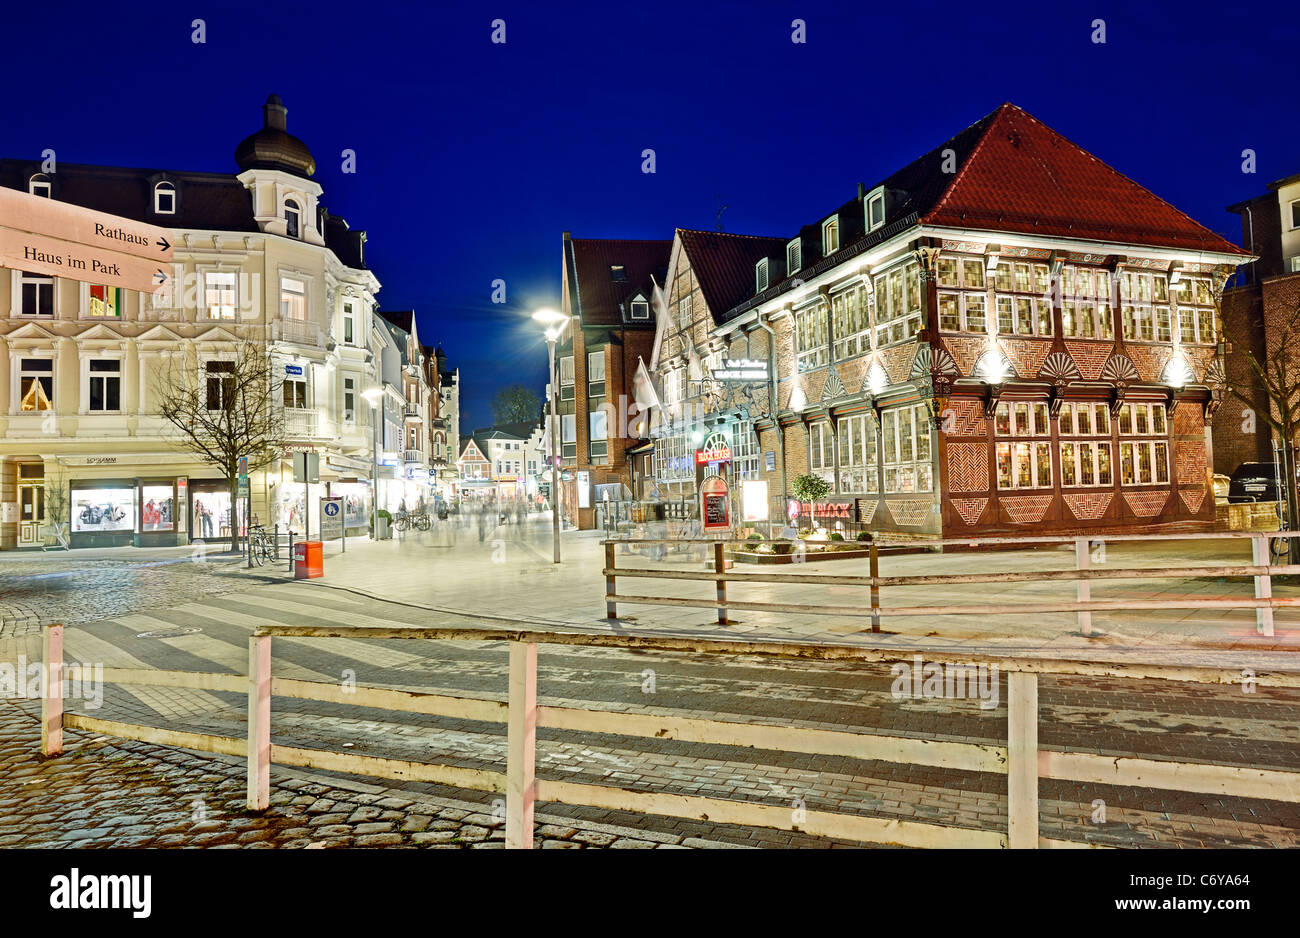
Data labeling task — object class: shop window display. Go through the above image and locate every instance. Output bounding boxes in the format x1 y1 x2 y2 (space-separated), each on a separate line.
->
141 485 175 531
72 487 135 532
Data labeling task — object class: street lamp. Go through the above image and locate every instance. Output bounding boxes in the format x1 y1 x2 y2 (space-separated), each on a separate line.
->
362 386 384 536
532 308 570 564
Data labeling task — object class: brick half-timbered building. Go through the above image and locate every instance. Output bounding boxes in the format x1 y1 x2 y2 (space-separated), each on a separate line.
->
647 103 1250 540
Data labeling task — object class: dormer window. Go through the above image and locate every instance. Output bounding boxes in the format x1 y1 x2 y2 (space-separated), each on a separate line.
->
787 239 801 274
610 265 627 282
285 199 300 238
865 188 885 232
756 258 770 293
822 217 839 255
629 296 650 320
154 182 176 215
28 175 51 198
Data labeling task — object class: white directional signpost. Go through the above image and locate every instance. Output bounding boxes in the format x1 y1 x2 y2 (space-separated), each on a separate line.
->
0 185 174 294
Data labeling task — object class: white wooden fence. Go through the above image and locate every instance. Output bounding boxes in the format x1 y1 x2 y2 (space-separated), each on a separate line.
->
37 622 1300 849
604 530 1300 637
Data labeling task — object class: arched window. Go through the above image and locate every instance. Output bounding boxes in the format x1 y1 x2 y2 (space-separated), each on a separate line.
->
154 181 176 214
284 199 300 238
28 174 51 198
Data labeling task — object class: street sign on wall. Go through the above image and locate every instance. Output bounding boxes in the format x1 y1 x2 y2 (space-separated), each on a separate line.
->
0 185 174 294
0 185 174 262
0 228 171 294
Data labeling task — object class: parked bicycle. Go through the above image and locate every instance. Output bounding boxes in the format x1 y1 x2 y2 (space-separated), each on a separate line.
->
248 524 274 566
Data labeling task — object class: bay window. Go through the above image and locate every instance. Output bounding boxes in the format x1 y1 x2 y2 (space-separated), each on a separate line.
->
873 261 922 347
279 277 306 320
1057 402 1113 488
831 283 870 360
1117 402 1169 486
994 400 1052 490
795 300 829 371
881 403 933 493
836 413 878 492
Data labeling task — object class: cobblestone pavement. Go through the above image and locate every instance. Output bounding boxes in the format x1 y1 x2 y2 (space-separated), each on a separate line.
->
0 700 712 849
2 521 1297 848
0 548 283 638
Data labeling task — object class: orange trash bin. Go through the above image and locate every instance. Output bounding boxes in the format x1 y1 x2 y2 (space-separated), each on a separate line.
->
293 540 324 579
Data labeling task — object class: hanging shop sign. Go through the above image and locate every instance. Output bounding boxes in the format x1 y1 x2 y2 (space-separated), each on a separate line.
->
695 431 732 465
712 358 769 382
700 474 731 531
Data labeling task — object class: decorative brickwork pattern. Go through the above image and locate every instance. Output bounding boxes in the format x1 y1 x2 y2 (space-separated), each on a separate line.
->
1176 439 1208 485
803 370 827 405
1172 403 1205 436
1001 494 1052 524
857 498 879 524
999 339 1052 379
1064 341 1111 380
944 336 987 377
1123 490 1169 517
886 497 933 526
880 343 918 385
1063 492 1113 521
951 497 988 525
836 358 867 395
1180 486 1207 515
1126 345 1174 383
945 399 987 438
946 442 990 492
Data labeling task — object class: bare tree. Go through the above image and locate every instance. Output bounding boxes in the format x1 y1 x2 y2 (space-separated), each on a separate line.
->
155 339 286 552
1226 290 1300 558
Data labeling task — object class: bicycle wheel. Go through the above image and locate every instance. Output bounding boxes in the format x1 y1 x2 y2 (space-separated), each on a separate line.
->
253 539 268 566
1270 536 1288 565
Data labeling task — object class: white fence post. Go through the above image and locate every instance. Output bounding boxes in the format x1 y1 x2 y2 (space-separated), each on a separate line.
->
41 623 64 757
1074 538 1091 637
1007 671 1039 849
506 641 538 849
247 635 272 811
1252 535 1275 638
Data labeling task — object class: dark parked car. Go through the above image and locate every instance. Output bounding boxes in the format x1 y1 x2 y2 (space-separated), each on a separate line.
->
1227 462 1291 503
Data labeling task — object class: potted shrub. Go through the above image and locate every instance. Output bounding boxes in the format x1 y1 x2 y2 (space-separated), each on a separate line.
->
856 531 873 543
373 509 393 540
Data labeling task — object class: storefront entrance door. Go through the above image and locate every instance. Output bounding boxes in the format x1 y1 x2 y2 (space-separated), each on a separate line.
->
190 488 246 543
17 483 43 546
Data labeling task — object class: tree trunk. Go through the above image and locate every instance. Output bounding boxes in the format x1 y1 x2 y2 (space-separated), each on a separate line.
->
228 476 242 554
1286 441 1300 565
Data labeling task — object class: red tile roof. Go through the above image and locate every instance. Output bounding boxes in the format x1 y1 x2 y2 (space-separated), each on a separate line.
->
566 238 671 326
677 229 788 318
923 104 1248 256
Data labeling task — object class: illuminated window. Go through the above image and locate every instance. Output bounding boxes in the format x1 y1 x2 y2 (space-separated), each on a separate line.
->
831 283 870 360
993 401 1052 490
880 404 933 493
285 199 300 238
19 358 54 411
88 285 121 318
205 272 237 319
836 414 878 492
794 300 829 371
873 262 922 347
279 277 306 320
28 175 51 198
822 216 839 255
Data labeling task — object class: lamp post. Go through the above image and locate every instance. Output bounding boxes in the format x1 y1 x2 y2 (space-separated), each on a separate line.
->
362 387 384 537
532 309 570 564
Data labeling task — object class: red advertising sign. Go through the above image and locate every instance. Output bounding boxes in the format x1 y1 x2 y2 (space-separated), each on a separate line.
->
695 431 732 465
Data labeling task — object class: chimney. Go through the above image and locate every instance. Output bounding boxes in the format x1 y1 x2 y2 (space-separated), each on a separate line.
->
857 182 865 199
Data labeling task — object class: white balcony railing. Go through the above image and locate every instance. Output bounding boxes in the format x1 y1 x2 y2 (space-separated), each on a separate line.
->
276 318 320 348
283 409 319 438
403 449 424 464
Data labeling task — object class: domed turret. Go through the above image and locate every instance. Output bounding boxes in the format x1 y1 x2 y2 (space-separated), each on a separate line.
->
235 94 316 178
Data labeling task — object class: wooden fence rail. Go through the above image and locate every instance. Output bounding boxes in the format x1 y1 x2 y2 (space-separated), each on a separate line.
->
604 531 1300 638
35 621 1300 850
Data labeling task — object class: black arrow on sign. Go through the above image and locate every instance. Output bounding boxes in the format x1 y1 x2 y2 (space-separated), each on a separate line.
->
154 269 168 284
157 237 170 253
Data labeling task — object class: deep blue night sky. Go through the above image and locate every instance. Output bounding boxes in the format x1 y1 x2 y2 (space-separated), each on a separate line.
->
4 0 1297 427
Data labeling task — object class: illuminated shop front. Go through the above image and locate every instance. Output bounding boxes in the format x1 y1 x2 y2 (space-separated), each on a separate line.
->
66 477 188 549
189 479 247 545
